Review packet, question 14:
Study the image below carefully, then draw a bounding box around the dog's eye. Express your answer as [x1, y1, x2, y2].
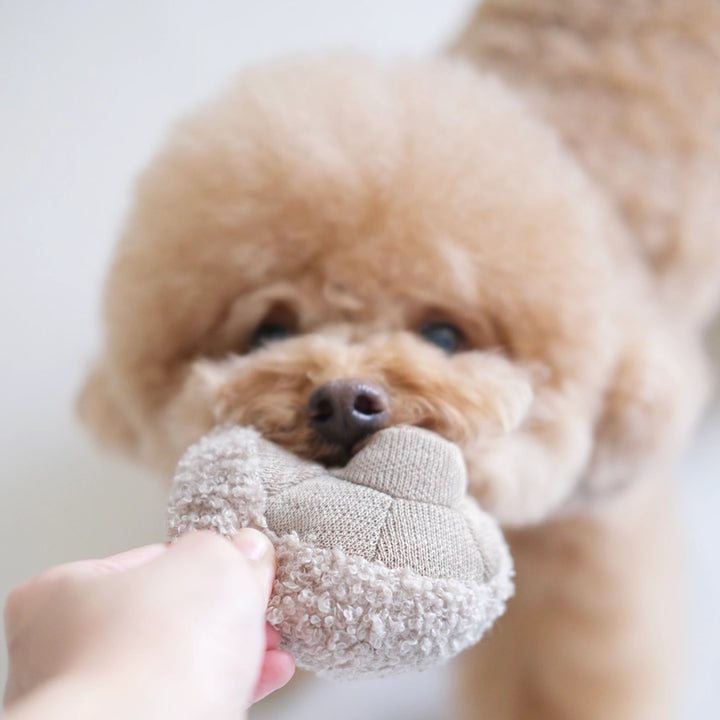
[247, 302, 299, 351]
[249, 323, 295, 350]
[419, 321, 466, 353]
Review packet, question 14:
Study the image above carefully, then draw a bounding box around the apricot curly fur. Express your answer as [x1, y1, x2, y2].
[79, 2, 719, 716]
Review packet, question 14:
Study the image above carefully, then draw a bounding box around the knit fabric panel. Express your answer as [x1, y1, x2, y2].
[337, 424, 467, 506]
[375, 499, 485, 580]
[265, 477, 393, 559]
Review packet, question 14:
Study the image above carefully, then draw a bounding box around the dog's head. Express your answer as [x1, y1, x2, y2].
[80, 56, 699, 525]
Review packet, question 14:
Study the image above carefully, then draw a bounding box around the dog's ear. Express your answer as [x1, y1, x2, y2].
[76, 361, 140, 457]
[579, 323, 707, 506]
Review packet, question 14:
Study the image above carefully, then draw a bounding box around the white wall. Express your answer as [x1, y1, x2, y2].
[1, 2, 717, 718]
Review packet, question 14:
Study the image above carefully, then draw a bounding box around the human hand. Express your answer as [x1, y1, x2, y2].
[3, 530, 295, 720]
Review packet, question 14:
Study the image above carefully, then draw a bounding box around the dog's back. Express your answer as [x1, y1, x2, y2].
[452, 0, 720, 330]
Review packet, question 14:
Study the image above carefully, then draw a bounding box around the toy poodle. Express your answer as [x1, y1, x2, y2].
[79, 0, 720, 717]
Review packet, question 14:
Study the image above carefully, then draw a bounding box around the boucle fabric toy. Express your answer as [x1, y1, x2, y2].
[167, 424, 513, 678]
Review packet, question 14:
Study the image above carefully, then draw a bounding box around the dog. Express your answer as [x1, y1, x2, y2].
[79, 1, 720, 717]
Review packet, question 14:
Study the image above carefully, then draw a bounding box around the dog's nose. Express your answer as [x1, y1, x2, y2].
[307, 379, 391, 449]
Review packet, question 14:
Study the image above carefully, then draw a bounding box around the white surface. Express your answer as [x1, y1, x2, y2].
[0, 2, 717, 718]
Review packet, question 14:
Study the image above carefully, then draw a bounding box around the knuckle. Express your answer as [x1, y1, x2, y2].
[177, 530, 239, 571]
[180, 529, 228, 554]
[173, 531, 262, 597]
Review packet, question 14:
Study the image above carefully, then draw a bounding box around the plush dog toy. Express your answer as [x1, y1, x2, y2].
[167, 424, 513, 678]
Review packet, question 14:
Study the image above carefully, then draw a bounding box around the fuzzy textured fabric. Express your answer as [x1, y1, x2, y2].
[167, 424, 514, 678]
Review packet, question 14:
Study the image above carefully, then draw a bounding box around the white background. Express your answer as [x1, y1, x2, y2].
[1, 2, 718, 718]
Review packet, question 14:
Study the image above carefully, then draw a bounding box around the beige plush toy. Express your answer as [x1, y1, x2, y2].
[167, 424, 513, 678]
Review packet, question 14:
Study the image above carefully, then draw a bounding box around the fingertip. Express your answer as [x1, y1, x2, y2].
[250, 649, 296, 704]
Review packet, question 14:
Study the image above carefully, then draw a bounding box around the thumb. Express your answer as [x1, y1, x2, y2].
[231, 529, 276, 602]
[31, 544, 170, 582]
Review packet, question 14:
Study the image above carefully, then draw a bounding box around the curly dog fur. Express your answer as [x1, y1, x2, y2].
[79, 0, 720, 717]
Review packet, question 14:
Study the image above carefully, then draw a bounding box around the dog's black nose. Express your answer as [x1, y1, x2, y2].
[307, 379, 391, 449]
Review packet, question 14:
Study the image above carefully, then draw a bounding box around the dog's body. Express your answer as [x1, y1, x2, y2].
[80, 1, 720, 718]
[451, 3, 720, 717]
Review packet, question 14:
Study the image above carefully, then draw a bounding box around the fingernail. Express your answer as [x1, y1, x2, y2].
[233, 528, 272, 563]
[234, 529, 275, 599]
